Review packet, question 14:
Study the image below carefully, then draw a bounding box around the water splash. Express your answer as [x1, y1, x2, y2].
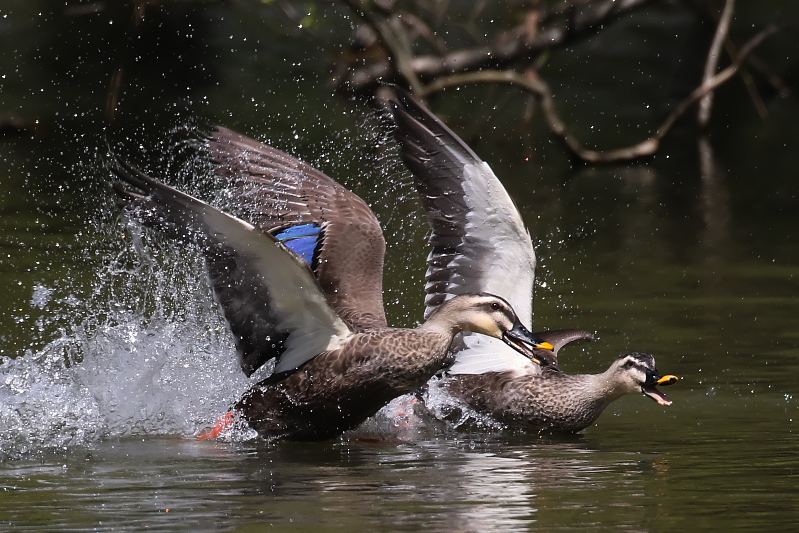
[0, 126, 428, 459]
[421, 377, 505, 432]
[0, 118, 458, 459]
[0, 338, 103, 458]
[0, 219, 255, 459]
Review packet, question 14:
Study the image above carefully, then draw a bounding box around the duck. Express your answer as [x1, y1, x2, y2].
[445, 352, 674, 432]
[389, 88, 677, 432]
[110, 127, 554, 441]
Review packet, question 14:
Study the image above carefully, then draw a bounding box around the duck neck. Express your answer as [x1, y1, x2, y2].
[417, 307, 465, 337]
[583, 367, 629, 406]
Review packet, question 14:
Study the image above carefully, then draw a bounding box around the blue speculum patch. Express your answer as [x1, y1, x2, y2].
[275, 223, 321, 264]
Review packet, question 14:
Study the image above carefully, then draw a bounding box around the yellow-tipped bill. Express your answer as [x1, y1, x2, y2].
[657, 375, 679, 386]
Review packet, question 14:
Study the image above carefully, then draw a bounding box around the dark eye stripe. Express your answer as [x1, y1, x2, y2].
[621, 358, 649, 373]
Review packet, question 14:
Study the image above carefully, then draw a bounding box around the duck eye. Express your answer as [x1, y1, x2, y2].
[490, 302, 501, 311]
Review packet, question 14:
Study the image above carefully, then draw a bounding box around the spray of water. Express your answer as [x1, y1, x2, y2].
[0, 207, 259, 459]
[1, 113, 497, 458]
[421, 377, 507, 432]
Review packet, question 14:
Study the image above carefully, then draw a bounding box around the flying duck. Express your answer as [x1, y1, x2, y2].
[389, 89, 677, 432]
[111, 127, 553, 441]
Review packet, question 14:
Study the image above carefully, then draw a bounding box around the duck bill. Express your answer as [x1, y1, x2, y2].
[641, 384, 672, 406]
[503, 322, 555, 366]
[642, 369, 677, 406]
[658, 374, 679, 386]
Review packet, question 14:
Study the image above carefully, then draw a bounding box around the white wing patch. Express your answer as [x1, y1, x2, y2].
[394, 96, 540, 378]
[447, 333, 538, 376]
[460, 162, 536, 329]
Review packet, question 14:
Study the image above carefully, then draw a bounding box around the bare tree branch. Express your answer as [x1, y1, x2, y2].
[338, 0, 425, 94]
[396, 10, 448, 55]
[336, 0, 652, 91]
[698, 0, 734, 127]
[421, 25, 778, 163]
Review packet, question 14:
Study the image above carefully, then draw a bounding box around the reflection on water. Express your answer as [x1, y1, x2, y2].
[16, 428, 788, 531]
[0, 435, 682, 531]
[697, 137, 732, 260]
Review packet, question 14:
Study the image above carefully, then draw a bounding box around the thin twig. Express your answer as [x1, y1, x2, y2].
[722, 36, 768, 119]
[696, 0, 772, 119]
[397, 10, 449, 55]
[338, 0, 424, 94]
[698, 0, 734, 127]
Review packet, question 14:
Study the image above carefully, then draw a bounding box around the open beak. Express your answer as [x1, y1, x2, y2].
[641, 371, 679, 406]
[641, 385, 672, 406]
[503, 321, 555, 366]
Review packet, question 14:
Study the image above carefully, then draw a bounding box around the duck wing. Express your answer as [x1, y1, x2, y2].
[439, 329, 595, 375]
[112, 157, 352, 377]
[391, 90, 538, 375]
[534, 329, 596, 368]
[208, 127, 387, 332]
[390, 91, 536, 323]
[537, 329, 596, 353]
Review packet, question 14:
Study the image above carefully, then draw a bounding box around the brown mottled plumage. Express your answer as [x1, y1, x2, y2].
[237, 315, 458, 440]
[231, 291, 552, 440]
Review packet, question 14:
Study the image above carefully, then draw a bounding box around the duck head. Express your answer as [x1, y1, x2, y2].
[437, 294, 555, 365]
[611, 352, 678, 405]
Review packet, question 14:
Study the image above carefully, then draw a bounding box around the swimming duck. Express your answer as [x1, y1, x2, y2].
[111, 127, 553, 441]
[445, 352, 674, 432]
[389, 89, 677, 432]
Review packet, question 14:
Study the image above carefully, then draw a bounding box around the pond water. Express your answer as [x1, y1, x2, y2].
[1, 1, 798, 530]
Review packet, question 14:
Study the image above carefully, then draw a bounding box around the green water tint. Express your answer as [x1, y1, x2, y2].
[1, 1, 798, 530]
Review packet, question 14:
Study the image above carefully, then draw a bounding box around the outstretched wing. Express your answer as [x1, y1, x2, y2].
[112, 157, 352, 377]
[390, 90, 536, 325]
[208, 127, 387, 332]
[391, 89, 539, 375]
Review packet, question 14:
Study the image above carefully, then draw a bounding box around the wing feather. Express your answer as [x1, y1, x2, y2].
[391, 92, 535, 326]
[391, 90, 538, 374]
[208, 127, 387, 331]
[112, 157, 352, 376]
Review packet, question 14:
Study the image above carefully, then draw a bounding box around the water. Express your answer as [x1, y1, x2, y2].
[2, 1, 798, 530]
